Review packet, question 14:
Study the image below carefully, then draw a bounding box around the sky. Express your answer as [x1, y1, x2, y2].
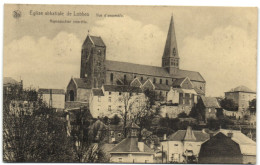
[4, 4, 257, 97]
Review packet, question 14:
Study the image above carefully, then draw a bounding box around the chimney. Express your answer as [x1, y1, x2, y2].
[227, 132, 233, 138]
[163, 134, 167, 140]
[138, 142, 144, 152]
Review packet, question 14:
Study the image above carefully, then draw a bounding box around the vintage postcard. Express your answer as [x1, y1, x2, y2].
[3, 4, 257, 163]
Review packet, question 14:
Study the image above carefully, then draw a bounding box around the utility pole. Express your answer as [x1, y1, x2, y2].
[162, 145, 163, 163]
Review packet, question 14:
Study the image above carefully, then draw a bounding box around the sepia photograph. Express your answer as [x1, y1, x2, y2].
[3, 4, 257, 163]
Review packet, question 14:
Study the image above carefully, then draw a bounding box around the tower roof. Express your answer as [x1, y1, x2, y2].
[82, 35, 106, 47]
[227, 85, 255, 93]
[184, 126, 197, 141]
[163, 15, 179, 58]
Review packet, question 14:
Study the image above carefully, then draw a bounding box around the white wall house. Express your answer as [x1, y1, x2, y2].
[160, 86, 198, 118]
[160, 126, 209, 163]
[109, 123, 155, 163]
[89, 85, 146, 118]
[38, 88, 65, 109]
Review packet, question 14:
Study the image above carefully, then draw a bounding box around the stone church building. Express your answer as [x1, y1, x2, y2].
[66, 15, 206, 105]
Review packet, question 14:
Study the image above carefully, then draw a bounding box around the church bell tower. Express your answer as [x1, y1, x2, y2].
[80, 34, 106, 88]
[162, 15, 180, 74]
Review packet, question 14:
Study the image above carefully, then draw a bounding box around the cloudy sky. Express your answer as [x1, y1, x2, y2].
[4, 5, 257, 96]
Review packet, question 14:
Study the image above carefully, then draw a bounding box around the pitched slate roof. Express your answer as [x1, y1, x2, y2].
[38, 88, 65, 94]
[92, 88, 104, 96]
[201, 96, 221, 108]
[105, 60, 205, 82]
[194, 86, 205, 95]
[73, 78, 91, 89]
[167, 130, 209, 142]
[213, 129, 256, 156]
[109, 137, 154, 153]
[154, 83, 171, 91]
[103, 85, 142, 93]
[216, 129, 256, 145]
[89, 36, 106, 47]
[227, 85, 255, 93]
[172, 77, 186, 87]
[3, 77, 19, 86]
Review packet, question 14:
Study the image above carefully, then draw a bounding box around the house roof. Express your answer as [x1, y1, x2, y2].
[167, 129, 209, 142]
[201, 96, 221, 108]
[154, 83, 171, 91]
[3, 77, 20, 86]
[105, 60, 205, 82]
[73, 78, 91, 89]
[194, 86, 205, 95]
[227, 85, 255, 93]
[38, 88, 65, 94]
[103, 85, 142, 93]
[172, 77, 186, 87]
[216, 129, 256, 156]
[92, 88, 104, 96]
[109, 137, 154, 153]
[89, 36, 106, 47]
[101, 143, 117, 154]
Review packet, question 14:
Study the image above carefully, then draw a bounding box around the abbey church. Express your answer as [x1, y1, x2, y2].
[66, 15, 206, 115]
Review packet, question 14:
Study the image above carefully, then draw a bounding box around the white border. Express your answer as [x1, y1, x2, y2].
[0, 1, 259, 165]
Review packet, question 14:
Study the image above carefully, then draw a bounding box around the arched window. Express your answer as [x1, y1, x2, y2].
[160, 79, 162, 84]
[69, 90, 74, 101]
[141, 77, 143, 81]
[166, 79, 168, 85]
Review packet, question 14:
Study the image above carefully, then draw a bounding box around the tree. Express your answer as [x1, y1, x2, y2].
[110, 114, 121, 125]
[69, 108, 107, 163]
[116, 86, 147, 137]
[3, 89, 76, 162]
[220, 98, 238, 111]
[249, 99, 256, 114]
[178, 112, 188, 118]
[144, 89, 156, 108]
[141, 129, 160, 150]
[206, 117, 234, 130]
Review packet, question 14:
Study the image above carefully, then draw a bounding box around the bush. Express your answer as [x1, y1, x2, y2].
[178, 112, 188, 118]
[220, 98, 238, 111]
